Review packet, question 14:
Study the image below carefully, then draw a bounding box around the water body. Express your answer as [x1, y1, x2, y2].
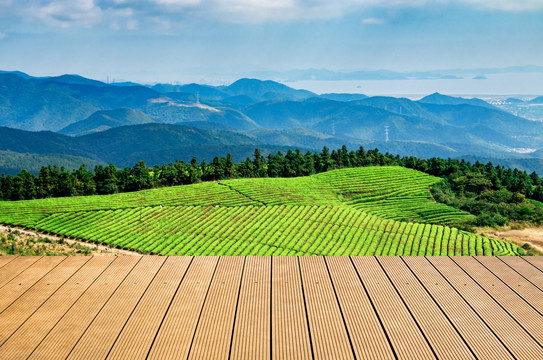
[286, 73, 543, 99]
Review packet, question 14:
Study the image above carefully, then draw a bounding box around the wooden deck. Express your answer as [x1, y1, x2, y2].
[0, 256, 542, 359]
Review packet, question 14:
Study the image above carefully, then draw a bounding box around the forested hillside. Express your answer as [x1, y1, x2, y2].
[2, 145, 543, 229]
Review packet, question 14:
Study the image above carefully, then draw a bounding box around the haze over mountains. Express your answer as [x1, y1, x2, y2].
[1, 70, 543, 174]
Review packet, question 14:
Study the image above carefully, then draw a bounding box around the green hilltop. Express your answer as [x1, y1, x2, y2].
[0, 166, 520, 256]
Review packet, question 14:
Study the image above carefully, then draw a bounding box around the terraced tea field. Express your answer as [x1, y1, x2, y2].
[0, 166, 521, 255]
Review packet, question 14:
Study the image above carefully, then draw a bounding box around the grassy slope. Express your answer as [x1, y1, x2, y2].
[0, 166, 520, 255]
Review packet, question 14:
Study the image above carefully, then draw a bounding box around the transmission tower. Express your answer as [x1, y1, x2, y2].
[332, 119, 336, 136]
[385, 125, 389, 142]
[196, 92, 200, 105]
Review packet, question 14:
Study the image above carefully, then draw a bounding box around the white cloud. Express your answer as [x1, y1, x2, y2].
[155, 0, 202, 5]
[126, 19, 138, 30]
[0, 31, 6, 39]
[22, 0, 103, 28]
[0, 0, 541, 30]
[362, 17, 386, 25]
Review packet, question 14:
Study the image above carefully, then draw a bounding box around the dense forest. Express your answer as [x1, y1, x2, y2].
[2, 146, 543, 227]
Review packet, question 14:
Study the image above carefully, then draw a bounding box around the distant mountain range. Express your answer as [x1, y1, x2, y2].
[239, 65, 543, 81]
[1, 70, 543, 174]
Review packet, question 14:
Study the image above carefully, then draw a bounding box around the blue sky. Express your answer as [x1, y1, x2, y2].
[0, 0, 542, 84]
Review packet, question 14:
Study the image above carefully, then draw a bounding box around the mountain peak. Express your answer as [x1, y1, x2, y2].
[225, 78, 316, 101]
[419, 92, 495, 109]
[41, 74, 107, 87]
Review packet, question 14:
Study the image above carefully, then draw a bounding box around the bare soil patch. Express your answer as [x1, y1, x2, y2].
[479, 226, 543, 255]
[0, 225, 141, 256]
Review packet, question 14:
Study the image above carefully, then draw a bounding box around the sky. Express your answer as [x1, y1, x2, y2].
[0, 0, 542, 89]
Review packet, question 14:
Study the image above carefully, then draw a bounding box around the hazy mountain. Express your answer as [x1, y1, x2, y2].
[142, 102, 260, 130]
[38, 74, 107, 87]
[0, 73, 100, 131]
[0, 150, 104, 175]
[460, 156, 543, 175]
[0, 124, 266, 167]
[246, 98, 350, 129]
[222, 78, 316, 101]
[59, 108, 156, 136]
[152, 78, 316, 103]
[0, 70, 33, 78]
[319, 93, 368, 101]
[3, 71, 543, 172]
[418, 92, 495, 109]
[155, 83, 229, 100]
[244, 96, 537, 149]
[505, 97, 525, 104]
[246, 128, 362, 149]
[0, 127, 94, 159]
[0, 73, 163, 131]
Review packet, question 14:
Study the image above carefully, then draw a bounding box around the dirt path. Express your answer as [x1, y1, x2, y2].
[479, 227, 543, 255]
[0, 225, 142, 256]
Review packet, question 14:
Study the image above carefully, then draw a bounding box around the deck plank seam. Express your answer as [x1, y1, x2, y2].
[449, 257, 543, 349]
[497, 257, 543, 291]
[375, 257, 439, 360]
[0, 256, 43, 290]
[425, 257, 518, 359]
[0, 256, 69, 314]
[0, 256, 98, 349]
[348, 256, 399, 360]
[181, 256, 220, 360]
[472, 257, 543, 316]
[141, 256, 196, 360]
[520, 257, 543, 272]
[399, 257, 481, 360]
[26, 256, 142, 360]
[227, 257, 247, 360]
[0, 256, 18, 270]
[269, 256, 273, 360]
[72, 256, 167, 360]
[323, 256, 358, 360]
[297, 257, 316, 360]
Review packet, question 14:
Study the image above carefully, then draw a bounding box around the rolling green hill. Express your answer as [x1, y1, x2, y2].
[0, 166, 519, 256]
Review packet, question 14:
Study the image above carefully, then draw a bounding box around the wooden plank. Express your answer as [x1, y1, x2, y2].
[474, 257, 543, 313]
[187, 256, 245, 360]
[378, 257, 475, 360]
[231, 256, 271, 360]
[351, 257, 436, 360]
[105, 256, 193, 360]
[0, 256, 17, 269]
[522, 256, 543, 271]
[0, 256, 42, 288]
[271, 256, 312, 360]
[145, 256, 219, 360]
[452, 257, 543, 346]
[67, 256, 166, 360]
[27, 256, 141, 360]
[325, 256, 395, 360]
[428, 257, 543, 360]
[403, 257, 513, 360]
[499, 256, 543, 289]
[0, 256, 90, 345]
[0, 256, 65, 313]
[0, 256, 115, 360]
[298, 256, 353, 360]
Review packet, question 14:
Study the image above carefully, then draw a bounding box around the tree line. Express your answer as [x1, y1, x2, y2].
[2, 145, 543, 226]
